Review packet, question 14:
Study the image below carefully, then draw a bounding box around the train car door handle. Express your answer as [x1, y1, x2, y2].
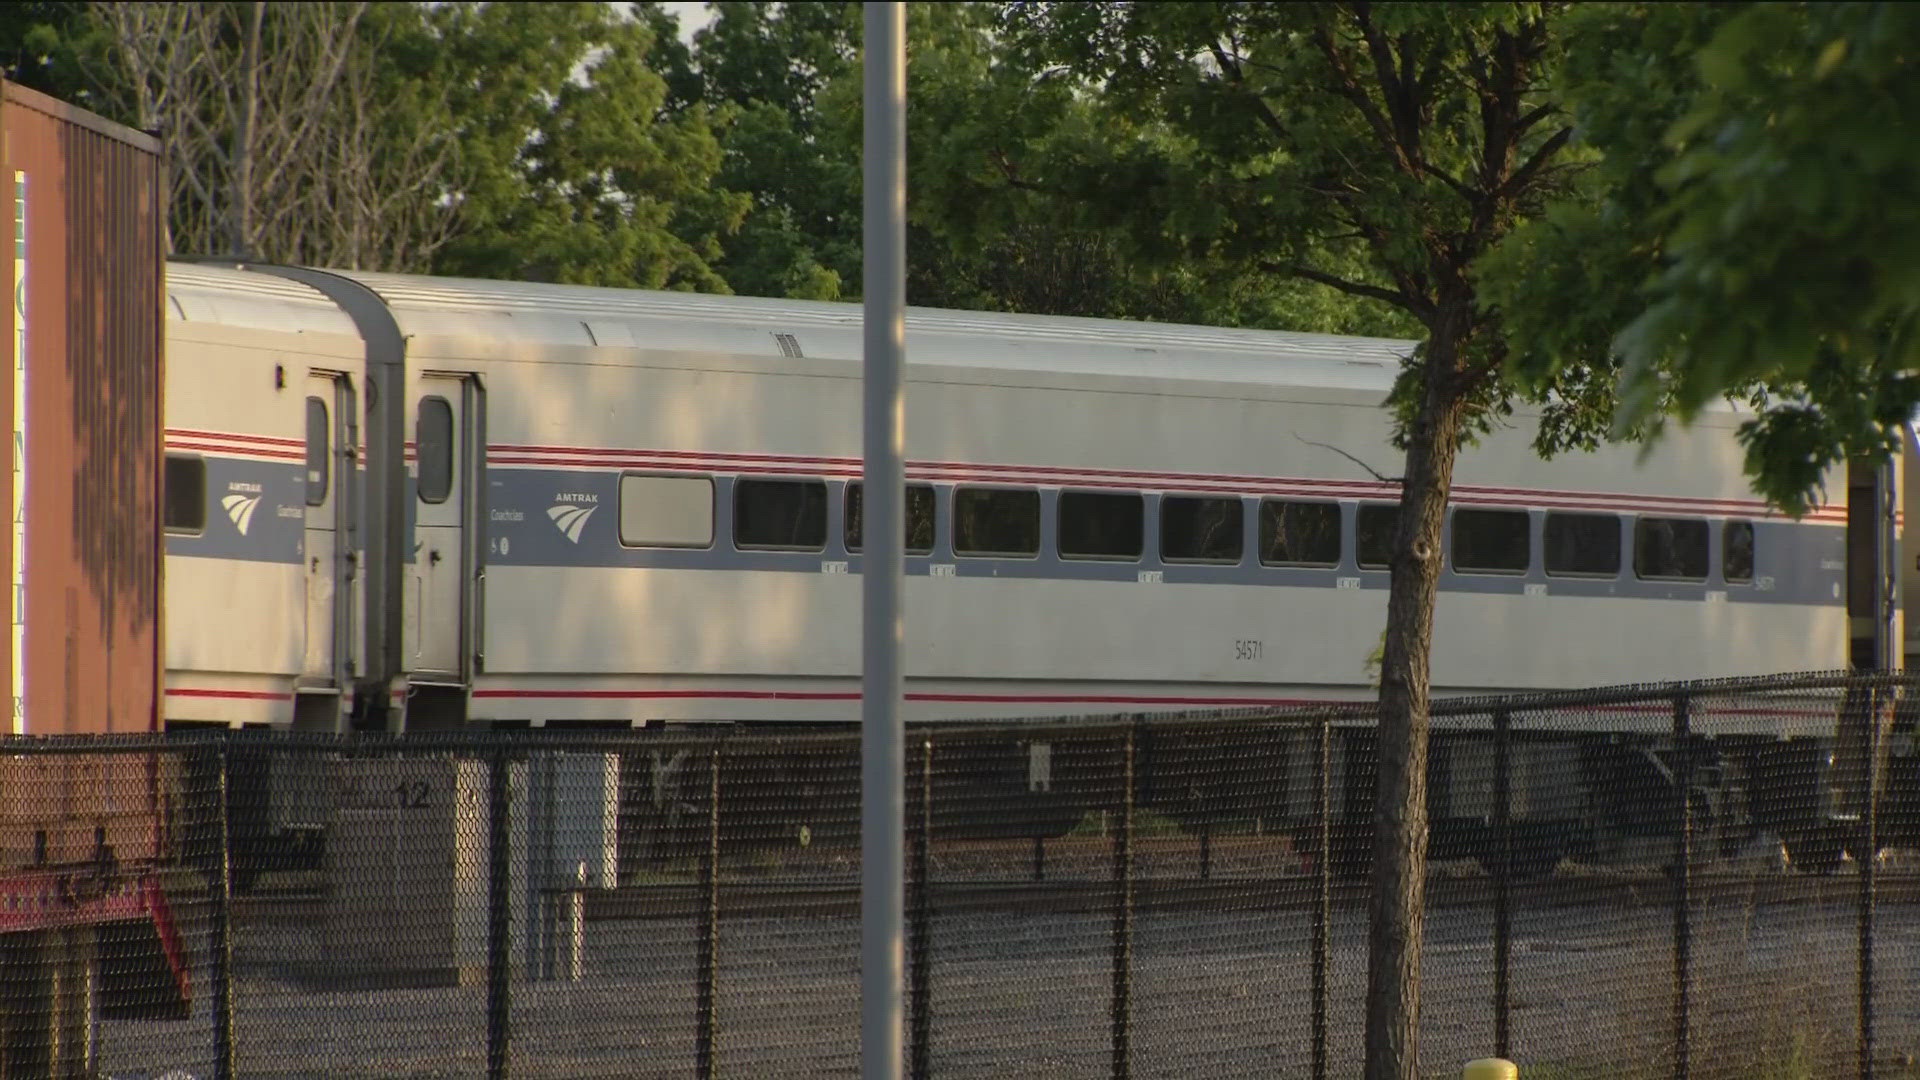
[429, 550, 442, 565]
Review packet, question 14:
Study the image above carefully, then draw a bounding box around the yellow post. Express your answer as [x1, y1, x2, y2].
[1463, 1059, 1517, 1080]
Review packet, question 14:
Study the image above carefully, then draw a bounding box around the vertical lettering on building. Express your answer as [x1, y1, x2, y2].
[12, 171, 26, 734]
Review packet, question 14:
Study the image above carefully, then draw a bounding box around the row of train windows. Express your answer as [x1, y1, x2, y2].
[157, 457, 1756, 586]
[624, 476, 1758, 584]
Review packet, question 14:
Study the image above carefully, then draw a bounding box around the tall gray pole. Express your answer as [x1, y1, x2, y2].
[861, 5, 907, 1080]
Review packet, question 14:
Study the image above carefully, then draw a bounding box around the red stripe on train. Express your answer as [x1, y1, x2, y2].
[165, 688, 294, 701]
[485, 444, 1805, 513]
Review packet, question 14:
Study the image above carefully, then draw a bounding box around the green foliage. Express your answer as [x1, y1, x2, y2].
[45, 2, 738, 284]
[657, 1, 863, 300]
[899, 3, 1390, 330]
[660, 0, 1387, 325]
[997, 3, 1586, 442]
[0, 2, 92, 101]
[1487, 1, 1920, 517]
[419, 2, 745, 289]
[1477, 3, 1731, 457]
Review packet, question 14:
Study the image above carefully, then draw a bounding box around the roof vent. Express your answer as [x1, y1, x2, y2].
[773, 332, 803, 358]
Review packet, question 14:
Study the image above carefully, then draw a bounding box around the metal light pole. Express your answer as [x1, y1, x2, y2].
[861, 5, 907, 1080]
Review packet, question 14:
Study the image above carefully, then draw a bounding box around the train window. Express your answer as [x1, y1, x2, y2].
[415, 396, 454, 504]
[305, 396, 329, 507]
[1451, 508, 1530, 574]
[1357, 503, 1398, 569]
[1723, 520, 1755, 584]
[1058, 491, 1144, 561]
[1259, 500, 1340, 566]
[618, 473, 713, 548]
[163, 455, 205, 535]
[1634, 517, 1709, 581]
[734, 478, 828, 551]
[1544, 512, 1620, 576]
[953, 487, 1040, 557]
[845, 482, 935, 555]
[1161, 495, 1243, 564]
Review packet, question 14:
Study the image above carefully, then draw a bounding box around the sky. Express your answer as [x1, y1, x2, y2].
[651, 2, 718, 43]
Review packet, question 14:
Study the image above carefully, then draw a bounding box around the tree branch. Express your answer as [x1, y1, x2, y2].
[1354, 11, 1419, 157]
[1209, 43, 1288, 144]
[1294, 435, 1403, 486]
[988, 147, 1074, 199]
[1514, 101, 1558, 137]
[1260, 258, 1430, 319]
[1310, 24, 1404, 169]
[1418, 161, 1476, 205]
[1502, 124, 1575, 200]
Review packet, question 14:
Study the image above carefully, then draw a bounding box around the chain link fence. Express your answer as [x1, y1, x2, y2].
[3, 670, 1918, 1078]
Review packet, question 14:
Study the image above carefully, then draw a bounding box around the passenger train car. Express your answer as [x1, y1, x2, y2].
[157, 258, 1918, 876]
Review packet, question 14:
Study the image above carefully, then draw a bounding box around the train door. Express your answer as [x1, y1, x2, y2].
[301, 375, 352, 692]
[408, 375, 478, 680]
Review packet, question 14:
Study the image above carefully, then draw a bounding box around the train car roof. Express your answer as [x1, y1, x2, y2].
[162, 263, 1762, 418]
[332, 269, 1421, 394]
[165, 260, 359, 337]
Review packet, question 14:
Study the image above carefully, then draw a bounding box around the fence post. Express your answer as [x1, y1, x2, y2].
[697, 742, 722, 1080]
[1111, 721, 1137, 1080]
[210, 735, 236, 1080]
[1672, 693, 1692, 1080]
[1859, 682, 1882, 1080]
[487, 744, 513, 1080]
[910, 735, 933, 1080]
[1312, 715, 1331, 1080]
[1492, 709, 1512, 1061]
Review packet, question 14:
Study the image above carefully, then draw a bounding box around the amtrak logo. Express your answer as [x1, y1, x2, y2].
[548, 503, 597, 543]
[221, 493, 262, 535]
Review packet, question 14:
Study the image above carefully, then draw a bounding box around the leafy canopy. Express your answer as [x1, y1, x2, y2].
[1488, 1, 1920, 515]
[997, 3, 1604, 445]
[422, 1, 746, 290]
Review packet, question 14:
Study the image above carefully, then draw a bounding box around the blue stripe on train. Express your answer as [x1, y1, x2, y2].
[163, 458, 305, 564]
[479, 466, 1845, 608]
[165, 460, 424, 567]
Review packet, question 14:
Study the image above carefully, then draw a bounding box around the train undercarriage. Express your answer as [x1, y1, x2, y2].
[205, 686, 1920, 895]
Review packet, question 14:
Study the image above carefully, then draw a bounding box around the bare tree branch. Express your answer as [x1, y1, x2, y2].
[1295, 435, 1404, 486]
[93, 1, 452, 270]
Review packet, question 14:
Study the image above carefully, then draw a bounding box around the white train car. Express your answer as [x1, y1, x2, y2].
[161, 264, 1871, 729]
[162, 262, 368, 730]
[156, 261, 1914, 876]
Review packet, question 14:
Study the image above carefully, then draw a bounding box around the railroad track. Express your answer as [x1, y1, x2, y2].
[223, 870, 1920, 924]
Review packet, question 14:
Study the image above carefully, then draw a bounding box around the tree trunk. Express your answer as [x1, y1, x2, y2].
[1363, 321, 1471, 1080]
[231, 1, 266, 259]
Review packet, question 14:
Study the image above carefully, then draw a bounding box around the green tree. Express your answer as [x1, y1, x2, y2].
[64, 1, 739, 283]
[999, 5, 1601, 1076]
[651, 1, 862, 300]
[1488, 1, 1920, 519]
[422, 1, 745, 289]
[0, 2, 92, 102]
[903, 3, 1411, 332]
[666, 1, 1381, 324]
